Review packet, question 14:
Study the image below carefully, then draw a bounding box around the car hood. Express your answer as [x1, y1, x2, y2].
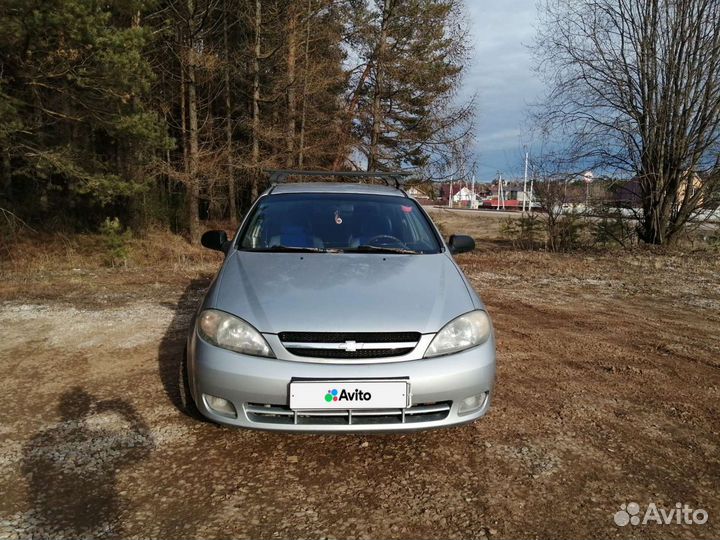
[209, 252, 476, 334]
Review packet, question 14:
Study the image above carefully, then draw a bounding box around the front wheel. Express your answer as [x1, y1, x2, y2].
[179, 348, 203, 419]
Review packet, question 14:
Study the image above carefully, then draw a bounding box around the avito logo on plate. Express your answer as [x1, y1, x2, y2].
[324, 388, 372, 403]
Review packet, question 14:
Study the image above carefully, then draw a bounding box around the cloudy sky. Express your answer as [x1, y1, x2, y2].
[461, 1, 545, 181]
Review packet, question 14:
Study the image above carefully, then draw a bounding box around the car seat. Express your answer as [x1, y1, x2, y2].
[349, 206, 393, 247]
[267, 207, 324, 249]
[269, 225, 323, 248]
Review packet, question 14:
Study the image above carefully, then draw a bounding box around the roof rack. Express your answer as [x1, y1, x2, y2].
[266, 169, 413, 189]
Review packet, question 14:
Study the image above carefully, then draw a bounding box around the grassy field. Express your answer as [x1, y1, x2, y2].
[426, 207, 510, 244]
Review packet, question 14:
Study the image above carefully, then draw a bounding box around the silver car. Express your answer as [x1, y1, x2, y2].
[183, 173, 495, 432]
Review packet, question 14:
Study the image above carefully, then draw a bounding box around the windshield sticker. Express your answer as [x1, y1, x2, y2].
[334, 210, 343, 225]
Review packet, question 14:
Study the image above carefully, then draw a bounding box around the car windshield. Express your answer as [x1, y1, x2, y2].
[238, 193, 441, 254]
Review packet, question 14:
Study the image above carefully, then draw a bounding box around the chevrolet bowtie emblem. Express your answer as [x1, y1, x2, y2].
[343, 340, 358, 352]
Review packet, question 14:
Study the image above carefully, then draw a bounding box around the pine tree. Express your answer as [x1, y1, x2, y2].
[1, 0, 477, 233]
[340, 0, 475, 177]
[0, 0, 168, 226]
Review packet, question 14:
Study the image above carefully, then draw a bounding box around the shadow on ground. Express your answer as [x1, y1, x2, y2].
[157, 278, 211, 413]
[21, 387, 154, 537]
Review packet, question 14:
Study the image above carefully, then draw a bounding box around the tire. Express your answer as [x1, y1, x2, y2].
[179, 348, 203, 419]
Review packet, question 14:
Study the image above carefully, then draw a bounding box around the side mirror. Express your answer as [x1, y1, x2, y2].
[201, 230, 229, 252]
[448, 234, 475, 254]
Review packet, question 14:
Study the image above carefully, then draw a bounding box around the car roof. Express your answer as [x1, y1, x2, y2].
[267, 182, 407, 197]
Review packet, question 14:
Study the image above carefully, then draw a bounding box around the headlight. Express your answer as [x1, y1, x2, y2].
[197, 309, 274, 357]
[424, 310, 491, 358]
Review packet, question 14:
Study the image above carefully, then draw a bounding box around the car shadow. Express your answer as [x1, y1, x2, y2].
[157, 277, 211, 414]
[21, 388, 154, 537]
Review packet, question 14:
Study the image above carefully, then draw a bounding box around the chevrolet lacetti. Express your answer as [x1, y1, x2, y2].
[182, 172, 496, 432]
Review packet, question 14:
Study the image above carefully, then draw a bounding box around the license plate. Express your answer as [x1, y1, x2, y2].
[289, 380, 410, 410]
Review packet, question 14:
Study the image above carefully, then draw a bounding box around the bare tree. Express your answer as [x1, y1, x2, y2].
[285, 5, 298, 167]
[159, 0, 228, 242]
[532, 174, 577, 252]
[297, 0, 313, 168]
[186, 0, 201, 244]
[250, 0, 262, 200]
[223, 0, 237, 226]
[367, 0, 392, 172]
[535, 0, 720, 245]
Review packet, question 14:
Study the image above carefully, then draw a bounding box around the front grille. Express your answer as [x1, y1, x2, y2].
[286, 347, 414, 359]
[279, 331, 421, 343]
[245, 401, 452, 426]
[279, 331, 421, 360]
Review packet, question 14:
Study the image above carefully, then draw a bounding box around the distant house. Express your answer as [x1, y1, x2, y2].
[677, 172, 705, 203]
[613, 172, 705, 209]
[437, 181, 464, 203]
[405, 185, 432, 204]
[612, 180, 641, 207]
[483, 181, 526, 208]
[452, 187, 473, 204]
[435, 181, 486, 207]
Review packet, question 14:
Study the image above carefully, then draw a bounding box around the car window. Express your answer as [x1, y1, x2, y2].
[238, 193, 441, 253]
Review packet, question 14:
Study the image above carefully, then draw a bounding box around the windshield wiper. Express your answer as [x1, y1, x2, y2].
[247, 245, 338, 253]
[348, 245, 419, 254]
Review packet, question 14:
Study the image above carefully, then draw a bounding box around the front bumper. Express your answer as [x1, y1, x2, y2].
[187, 330, 496, 432]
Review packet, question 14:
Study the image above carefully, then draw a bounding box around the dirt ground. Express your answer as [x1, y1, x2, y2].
[1, 212, 719, 540]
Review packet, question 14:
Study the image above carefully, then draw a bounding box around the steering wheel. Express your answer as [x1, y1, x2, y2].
[364, 234, 408, 248]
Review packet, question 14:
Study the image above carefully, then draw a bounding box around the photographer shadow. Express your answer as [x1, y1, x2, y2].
[22, 388, 154, 537]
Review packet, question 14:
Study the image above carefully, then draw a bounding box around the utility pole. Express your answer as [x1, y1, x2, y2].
[529, 171, 534, 214]
[585, 174, 592, 207]
[471, 174, 476, 209]
[582, 171, 593, 210]
[501, 173, 505, 210]
[496, 172, 505, 211]
[448, 176, 453, 208]
[522, 150, 529, 213]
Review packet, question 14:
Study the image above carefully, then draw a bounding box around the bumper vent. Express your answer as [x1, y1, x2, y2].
[279, 331, 421, 360]
[245, 401, 452, 426]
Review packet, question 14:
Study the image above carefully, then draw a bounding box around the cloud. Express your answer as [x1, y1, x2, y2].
[459, 0, 545, 180]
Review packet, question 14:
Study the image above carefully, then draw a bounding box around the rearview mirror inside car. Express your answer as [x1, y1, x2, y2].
[448, 234, 475, 254]
[201, 230, 229, 252]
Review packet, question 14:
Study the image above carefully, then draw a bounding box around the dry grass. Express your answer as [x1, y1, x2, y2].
[0, 228, 229, 304]
[1, 229, 226, 274]
[428, 206, 720, 252]
[425, 207, 510, 244]
[1, 209, 716, 305]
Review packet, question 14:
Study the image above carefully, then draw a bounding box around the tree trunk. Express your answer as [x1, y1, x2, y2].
[1, 150, 10, 199]
[285, 9, 298, 168]
[128, 10, 144, 230]
[297, 0, 312, 168]
[187, 43, 201, 244]
[332, 60, 372, 170]
[250, 0, 261, 200]
[223, 0, 237, 226]
[368, 0, 390, 172]
[179, 51, 188, 173]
